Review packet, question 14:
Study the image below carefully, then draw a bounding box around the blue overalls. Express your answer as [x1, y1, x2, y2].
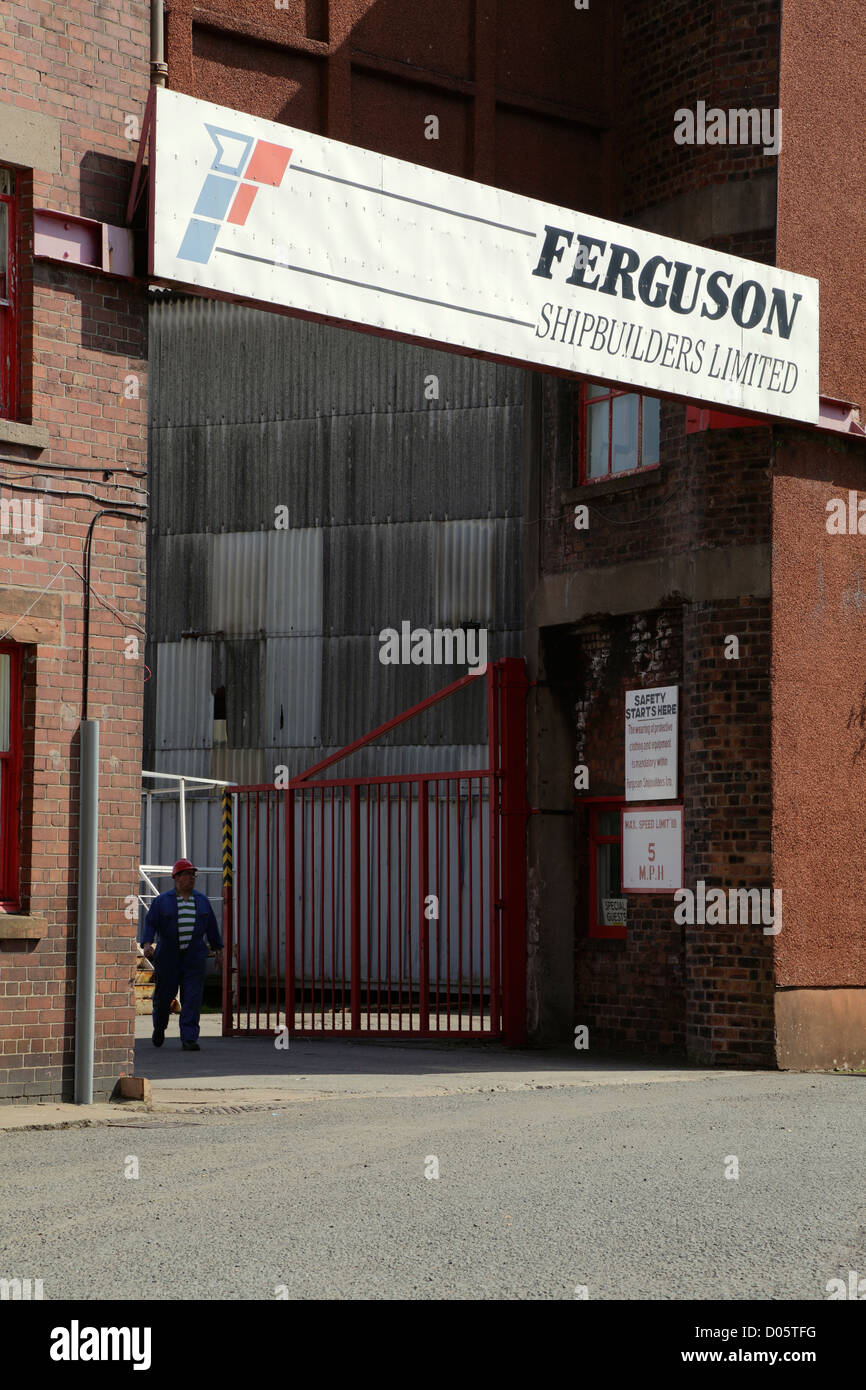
[142, 888, 223, 1044]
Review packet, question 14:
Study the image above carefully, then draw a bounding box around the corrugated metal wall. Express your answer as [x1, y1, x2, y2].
[145, 296, 526, 801]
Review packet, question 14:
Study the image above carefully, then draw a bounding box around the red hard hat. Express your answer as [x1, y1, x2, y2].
[172, 858, 196, 876]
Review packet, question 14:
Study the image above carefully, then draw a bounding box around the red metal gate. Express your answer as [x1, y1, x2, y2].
[222, 658, 527, 1042]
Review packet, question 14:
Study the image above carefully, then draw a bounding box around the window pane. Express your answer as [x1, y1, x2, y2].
[642, 396, 660, 466]
[0, 170, 13, 196]
[584, 381, 609, 401]
[596, 842, 622, 917]
[0, 202, 7, 302]
[612, 393, 639, 472]
[586, 399, 609, 478]
[596, 810, 620, 837]
[0, 655, 9, 751]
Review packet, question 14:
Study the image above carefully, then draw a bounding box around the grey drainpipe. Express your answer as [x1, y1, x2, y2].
[151, 1, 167, 87]
[75, 510, 145, 1105]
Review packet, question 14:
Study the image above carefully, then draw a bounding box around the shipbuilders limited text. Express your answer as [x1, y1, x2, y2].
[531, 223, 802, 397]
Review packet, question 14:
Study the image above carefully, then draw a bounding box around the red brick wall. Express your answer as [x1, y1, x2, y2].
[537, 369, 777, 1061]
[618, 0, 782, 224]
[163, 0, 614, 213]
[540, 380, 773, 577]
[564, 595, 776, 1065]
[771, 434, 866, 991]
[777, 2, 866, 413]
[682, 599, 775, 1066]
[571, 610, 687, 1056]
[0, 1, 149, 1103]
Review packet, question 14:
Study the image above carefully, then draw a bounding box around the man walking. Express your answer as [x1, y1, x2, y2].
[141, 859, 224, 1051]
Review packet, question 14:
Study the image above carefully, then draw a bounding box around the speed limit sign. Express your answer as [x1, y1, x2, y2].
[621, 805, 683, 893]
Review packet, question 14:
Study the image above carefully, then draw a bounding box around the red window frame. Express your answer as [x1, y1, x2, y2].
[0, 642, 23, 911]
[578, 382, 660, 485]
[587, 798, 625, 939]
[0, 167, 20, 421]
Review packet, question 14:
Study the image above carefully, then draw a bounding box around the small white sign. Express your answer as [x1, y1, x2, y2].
[625, 685, 678, 801]
[622, 806, 683, 893]
[602, 897, 628, 926]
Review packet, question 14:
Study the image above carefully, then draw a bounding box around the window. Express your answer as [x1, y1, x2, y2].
[0, 166, 19, 420]
[578, 381, 660, 484]
[587, 801, 624, 939]
[0, 643, 23, 910]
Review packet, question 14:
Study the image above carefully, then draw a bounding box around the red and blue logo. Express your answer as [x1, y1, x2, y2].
[178, 124, 293, 264]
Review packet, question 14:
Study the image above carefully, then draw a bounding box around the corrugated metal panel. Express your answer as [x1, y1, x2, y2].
[494, 516, 523, 631]
[148, 742, 488, 787]
[155, 643, 212, 750]
[151, 748, 212, 779]
[264, 636, 322, 747]
[151, 747, 267, 785]
[151, 419, 331, 538]
[149, 533, 213, 642]
[435, 520, 494, 625]
[232, 786, 491, 981]
[210, 531, 269, 636]
[321, 635, 492, 749]
[151, 408, 523, 534]
[208, 747, 266, 786]
[146, 298, 526, 780]
[322, 405, 524, 527]
[149, 298, 525, 533]
[150, 297, 525, 428]
[286, 743, 489, 780]
[210, 639, 265, 749]
[141, 791, 225, 873]
[325, 522, 435, 636]
[265, 529, 323, 635]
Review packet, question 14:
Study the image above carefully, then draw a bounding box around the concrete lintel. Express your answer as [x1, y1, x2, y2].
[529, 543, 771, 628]
[0, 101, 61, 174]
[0, 420, 49, 450]
[630, 170, 777, 243]
[0, 585, 62, 644]
[0, 916, 47, 940]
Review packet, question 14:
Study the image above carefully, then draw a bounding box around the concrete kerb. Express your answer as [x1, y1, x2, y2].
[0, 1016, 804, 1131]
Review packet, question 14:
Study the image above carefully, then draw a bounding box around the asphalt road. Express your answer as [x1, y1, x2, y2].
[1, 1062, 863, 1300]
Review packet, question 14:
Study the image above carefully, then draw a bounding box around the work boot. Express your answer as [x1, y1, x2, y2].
[152, 1027, 165, 1047]
[182, 1041, 200, 1051]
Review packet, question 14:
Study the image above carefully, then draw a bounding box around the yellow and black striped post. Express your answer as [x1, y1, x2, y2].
[221, 789, 233, 888]
[221, 789, 233, 1033]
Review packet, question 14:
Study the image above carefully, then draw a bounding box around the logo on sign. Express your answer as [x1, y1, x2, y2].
[178, 124, 293, 264]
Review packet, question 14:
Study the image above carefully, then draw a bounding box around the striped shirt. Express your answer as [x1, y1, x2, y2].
[176, 893, 197, 951]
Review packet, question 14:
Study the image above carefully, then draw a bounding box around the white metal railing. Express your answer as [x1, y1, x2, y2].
[138, 771, 236, 939]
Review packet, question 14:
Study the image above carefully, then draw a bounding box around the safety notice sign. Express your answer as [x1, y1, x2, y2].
[625, 685, 678, 801]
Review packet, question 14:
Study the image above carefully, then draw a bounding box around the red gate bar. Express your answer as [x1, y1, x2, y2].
[418, 778, 430, 1033]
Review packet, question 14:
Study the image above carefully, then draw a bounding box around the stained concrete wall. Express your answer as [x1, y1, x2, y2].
[771, 430, 866, 1069]
[776, 989, 866, 1072]
[777, 1, 866, 413]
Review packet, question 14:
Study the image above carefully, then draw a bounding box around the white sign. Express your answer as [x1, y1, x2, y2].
[622, 807, 683, 893]
[602, 897, 628, 927]
[625, 685, 678, 801]
[150, 89, 819, 425]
